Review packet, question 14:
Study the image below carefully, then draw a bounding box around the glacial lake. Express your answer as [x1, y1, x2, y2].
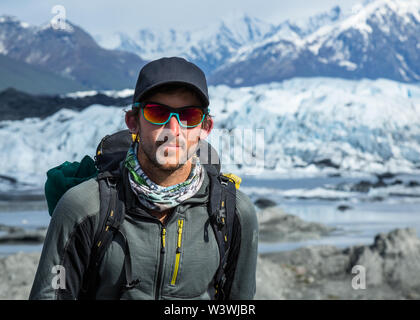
[0, 174, 419, 256]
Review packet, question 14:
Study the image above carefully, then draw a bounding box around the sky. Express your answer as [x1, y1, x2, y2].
[0, 0, 362, 39]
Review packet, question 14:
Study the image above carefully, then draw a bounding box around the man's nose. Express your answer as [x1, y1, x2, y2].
[165, 114, 180, 135]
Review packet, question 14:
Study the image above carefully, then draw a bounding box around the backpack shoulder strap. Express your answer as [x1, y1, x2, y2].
[92, 173, 124, 264]
[79, 172, 139, 299]
[206, 167, 241, 300]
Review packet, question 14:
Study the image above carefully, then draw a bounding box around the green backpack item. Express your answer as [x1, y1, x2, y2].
[45, 155, 98, 216]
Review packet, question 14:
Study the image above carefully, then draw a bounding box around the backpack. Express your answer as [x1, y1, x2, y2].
[45, 129, 242, 300]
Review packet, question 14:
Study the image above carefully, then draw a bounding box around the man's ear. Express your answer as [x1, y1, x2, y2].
[125, 110, 140, 134]
[199, 116, 214, 140]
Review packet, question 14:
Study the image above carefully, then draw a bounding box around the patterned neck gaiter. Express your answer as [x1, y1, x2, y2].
[124, 141, 204, 212]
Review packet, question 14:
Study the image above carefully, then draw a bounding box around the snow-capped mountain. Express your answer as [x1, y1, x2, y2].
[1, 77, 419, 191]
[100, 8, 346, 75]
[98, 0, 420, 86]
[102, 14, 276, 74]
[292, 5, 344, 37]
[2, 0, 418, 92]
[0, 15, 146, 91]
[210, 0, 420, 86]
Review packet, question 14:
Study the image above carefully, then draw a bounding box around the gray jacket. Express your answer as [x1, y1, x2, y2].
[29, 166, 258, 300]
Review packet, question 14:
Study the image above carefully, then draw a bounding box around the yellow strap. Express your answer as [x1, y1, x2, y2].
[222, 173, 242, 189]
[171, 219, 184, 285]
[177, 220, 184, 248]
[162, 228, 166, 248]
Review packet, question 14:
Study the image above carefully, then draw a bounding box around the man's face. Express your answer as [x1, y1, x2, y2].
[126, 90, 213, 172]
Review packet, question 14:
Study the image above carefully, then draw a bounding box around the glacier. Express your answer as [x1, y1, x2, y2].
[210, 77, 420, 177]
[0, 77, 420, 192]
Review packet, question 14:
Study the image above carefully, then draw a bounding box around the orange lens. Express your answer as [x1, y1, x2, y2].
[143, 104, 170, 124]
[178, 107, 204, 127]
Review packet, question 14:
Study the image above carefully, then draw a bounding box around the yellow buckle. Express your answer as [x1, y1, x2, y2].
[222, 173, 242, 189]
[131, 133, 138, 142]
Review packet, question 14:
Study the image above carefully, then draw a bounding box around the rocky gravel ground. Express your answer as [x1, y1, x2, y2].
[255, 227, 420, 299]
[0, 252, 40, 300]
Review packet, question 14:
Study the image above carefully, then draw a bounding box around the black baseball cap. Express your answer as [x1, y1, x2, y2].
[133, 57, 209, 107]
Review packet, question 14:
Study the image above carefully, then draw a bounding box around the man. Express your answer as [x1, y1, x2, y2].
[29, 57, 258, 300]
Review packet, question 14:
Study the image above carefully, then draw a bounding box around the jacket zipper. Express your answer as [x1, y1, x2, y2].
[155, 225, 166, 300]
[170, 219, 184, 285]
